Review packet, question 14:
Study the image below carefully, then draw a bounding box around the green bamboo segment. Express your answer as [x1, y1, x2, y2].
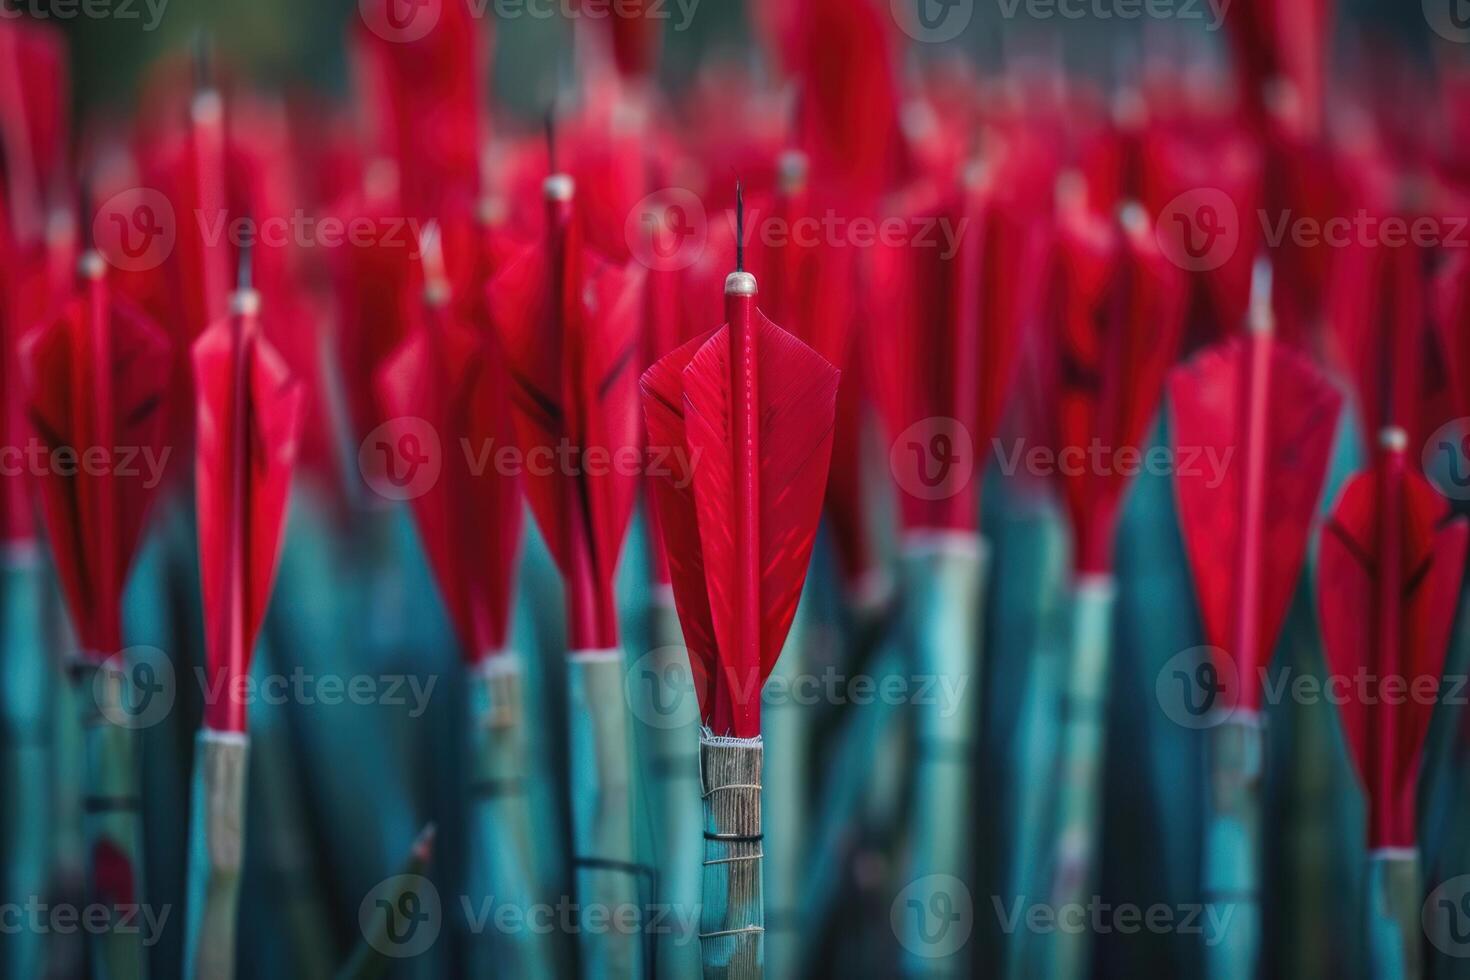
[568, 649, 644, 979]
[184, 730, 249, 980]
[764, 600, 810, 980]
[1047, 575, 1117, 980]
[899, 535, 985, 976]
[1202, 716, 1263, 980]
[73, 658, 149, 980]
[641, 596, 703, 980]
[1, 549, 53, 980]
[338, 824, 437, 980]
[467, 655, 554, 979]
[1366, 851, 1421, 980]
[699, 734, 764, 980]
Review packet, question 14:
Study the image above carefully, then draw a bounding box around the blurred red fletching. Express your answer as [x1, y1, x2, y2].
[870, 166, 1047, 534]
[1170, 333, 1342, 711]
[486, 187, 644, 651]
[0, 19, 70, 241]
[1326, 238, 1452, 454]
[352, 0, 488, 219]
[642, 297, 839, 738]
[1318, 447, 1467, 848]
[1046, 198, 1186, 574]
[22, 262, 172, 656]
[193, 294, 304, 732]
[377, 242, 522, 662]
[1225, 0, 1333, 136]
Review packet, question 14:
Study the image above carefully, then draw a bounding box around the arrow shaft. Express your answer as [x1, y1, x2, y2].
[1369, 444, 1405, 845]
[84, 263, 121, 653]
[1232, 330, 1271, 693]
[727, 281, 760, 737]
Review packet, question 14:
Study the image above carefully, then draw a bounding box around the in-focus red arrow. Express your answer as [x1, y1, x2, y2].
[377, 225, 522, 662]
[1170, 261, 1343, 712]
[193, 250, 303, 732]
[642, 185, 840, 738]
[22, 249, 172, 659]
[485, 162, 644, 651]
[1318, 429, 1467, 849]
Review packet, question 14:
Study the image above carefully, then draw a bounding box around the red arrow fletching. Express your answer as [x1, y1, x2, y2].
[193, 291, 304, 732]
[1170, 318, 1343, 712]
[642, 271, 840, 738]
[486, 180, 645, 651]
[23, 259, 172, 657]
[1318, 440, 1468, 849]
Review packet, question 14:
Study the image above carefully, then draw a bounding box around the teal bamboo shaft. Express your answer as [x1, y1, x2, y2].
[763, 600, 810, 980]
[568, 650, 644, 979]
[2, 548, 52, 980]
[184, 729, 249, 980]
[74, 658, 149, 980]
[899, 535, 985, 975]
[1048, 575, 1116, 980]
[1203, 717, 1262, 980]
[1366, 852, 1421, 980]
[699, 734, 764, 979]
[467, 656, 554, 979]
[642, 596, 704, 980]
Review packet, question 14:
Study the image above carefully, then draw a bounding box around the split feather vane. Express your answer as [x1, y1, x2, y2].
[1169, 264, 1343, 713]
[486, 179, 645, 650]
[193, 261, 304, 732]
[377, 227, 522, 661]
[1318, 438, 1468, 848]
[22, 255, 173, 657]
[642, 230, 841, 738]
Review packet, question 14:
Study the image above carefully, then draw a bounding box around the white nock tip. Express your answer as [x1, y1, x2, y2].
[1248, 258, 1274, 335]
[1379, 427, 1409, 453]
[78, 251, 107, 280]
[231, 288, 261, 317]
[191, 89, 224, 125]
[1117, 200, 1148, 234]
[725, 271, 757, 297]
[778, 150, 809, 192]
[543, 174, 575, 202]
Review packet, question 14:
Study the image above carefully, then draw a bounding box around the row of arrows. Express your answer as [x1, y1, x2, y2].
[3, 0, 1470, 977]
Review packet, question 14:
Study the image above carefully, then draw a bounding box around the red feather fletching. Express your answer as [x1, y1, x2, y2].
[486, 183, 644, 651]
[642, 282, 839, 738]
[377, 239, 522, 663]
[23, 261, 172, 657]
[1170, 330, 1343, 712]
[193, 293, 304, 732]
[1318, 444, 1468, 849]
